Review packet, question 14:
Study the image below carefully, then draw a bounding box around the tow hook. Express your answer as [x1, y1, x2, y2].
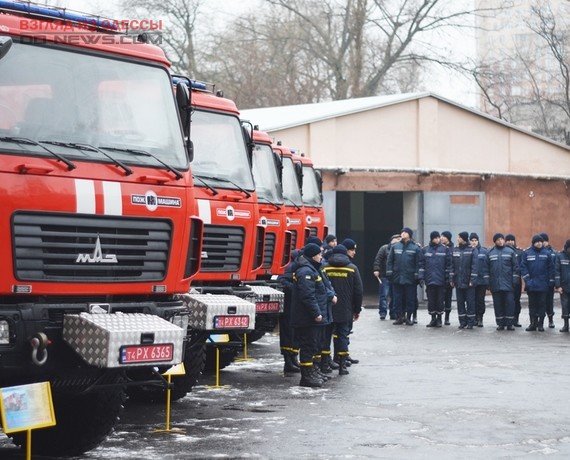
[31, 332, 49, 366]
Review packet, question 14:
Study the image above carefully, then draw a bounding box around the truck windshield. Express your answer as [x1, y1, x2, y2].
[252, 143, 283, 204]
[302, 165, 322, 207]
[281, 156, 303, 206]
[191, 110, 255, 191]
[0, 41, 187, 169]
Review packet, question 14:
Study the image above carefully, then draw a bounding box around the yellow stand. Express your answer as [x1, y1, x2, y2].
[206, 347, 230, 389]
[234, 333, 254, 362]
[154, 364, 186, 434]
[26, 429, 31, 460]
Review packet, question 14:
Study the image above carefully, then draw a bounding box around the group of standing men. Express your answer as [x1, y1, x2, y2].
[374, 229, 570, 333]
[278, 235, 364, 388]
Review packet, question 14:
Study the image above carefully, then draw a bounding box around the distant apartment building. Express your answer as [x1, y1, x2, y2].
[475, 0, 569, 141]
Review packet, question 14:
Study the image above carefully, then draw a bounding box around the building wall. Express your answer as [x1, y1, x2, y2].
[324, 170, 570, 250]
[270, 96, 570, 176]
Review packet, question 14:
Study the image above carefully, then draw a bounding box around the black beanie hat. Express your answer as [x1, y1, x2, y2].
[306, 236, 322, 246]
[540, 232, 549, 242]
[469, 232, 479, 241]
[459, 231, 469, 242]
[332, 244, 348, 255]
[303, 243, 322, 258]
[493, 233, 504, 243]
[565, 239, 570, 251]
[341, 238, 357, 251]
[401, 227, 413, 238]
[441, 231, 452, 240]
[324, 234, 337, 244]
[505, 234, 516, 242]
[532, 234, 544, 245]
[430, 231, 440, 240]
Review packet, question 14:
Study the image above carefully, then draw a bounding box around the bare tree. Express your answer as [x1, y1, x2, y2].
[121, 0, 202, 77]
[473, 1, 570, 144]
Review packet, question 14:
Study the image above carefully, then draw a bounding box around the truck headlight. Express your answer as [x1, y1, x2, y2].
[0, 320, 10, 344]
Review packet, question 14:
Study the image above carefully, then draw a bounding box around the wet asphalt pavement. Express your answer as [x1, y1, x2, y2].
[2, 299, 570, 459]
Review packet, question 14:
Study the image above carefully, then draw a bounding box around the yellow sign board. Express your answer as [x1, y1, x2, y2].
[0, 382, 56, 434]
[163, 362, 186, 376]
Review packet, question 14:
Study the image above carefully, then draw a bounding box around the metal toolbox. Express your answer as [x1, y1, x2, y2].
[184, 294, 256, 331]
[245, 285, 285, 313]
[63, 312, 185, 368]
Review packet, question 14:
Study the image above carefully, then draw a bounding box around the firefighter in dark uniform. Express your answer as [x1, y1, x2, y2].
[540, 233, 557, 328]
[277, 249, 302, 374]
[440, 230, 454, 325]
[387, 227, 423, 326]
[470, 233, 488, 327]
[521, 234, 554, 332]
[486, 233, 520, 330]
[421, 231, 452, 328]
[323, 244, 363, 375]
[291, 243, 336, 387]
[505, 234, 524, 327]
[555, 239, 570, 332]
[451, 231, 478, 329]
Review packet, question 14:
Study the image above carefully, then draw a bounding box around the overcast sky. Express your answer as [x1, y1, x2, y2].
[48, 0, 475, 107]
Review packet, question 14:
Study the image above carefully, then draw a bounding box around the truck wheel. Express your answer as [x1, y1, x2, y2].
[128, 343, 207, 403]
[11, 386, 125, 456]
[203, 345, 240, 373]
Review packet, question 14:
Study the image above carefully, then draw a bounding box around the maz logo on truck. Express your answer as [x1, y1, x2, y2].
[76, 236, 118, 264]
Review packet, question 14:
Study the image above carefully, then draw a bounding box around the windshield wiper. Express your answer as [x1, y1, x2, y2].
[192, 174, 219, 196]
[199, 175, 252, 198]
[259, 195, 282, 210]
[41, 141, 133, 176]
[284, 197, 302, 211]
[0, 136, 76, 171]
[100, 146, 183, 180]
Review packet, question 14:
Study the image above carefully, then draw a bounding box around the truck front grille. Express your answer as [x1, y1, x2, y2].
[13, 213, 172, 282]
[200, 224, 244, 272]
[262, 232, 276, 269]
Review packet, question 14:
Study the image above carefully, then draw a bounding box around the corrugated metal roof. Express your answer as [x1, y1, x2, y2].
[240, 92, 570, 152]
[240, 92, 429, 131]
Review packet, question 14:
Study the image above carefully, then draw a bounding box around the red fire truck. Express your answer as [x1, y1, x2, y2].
[272, 142, 307, 250]
[294, 153, 328, 242]
[0, 2, 200, 455]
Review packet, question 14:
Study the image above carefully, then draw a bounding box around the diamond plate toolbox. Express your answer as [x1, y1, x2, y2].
[185, 294, 256, 330]
[246, 285, 285, 313]
[63, 313, 185, 368]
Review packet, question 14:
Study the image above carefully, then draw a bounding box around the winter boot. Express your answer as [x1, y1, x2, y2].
[413, 311, 418, 324]
[313, 359, 330, 381]
[477, 315, 484, 327]
[560, 318, 569, 332]
[548, 315, 555, 328]
[299, 365, 323, 388]
[426, 314, 437, 327]
[328, 355, 340, 370]
[514, 315, 522, 327]
[347, 355, 359, 364]
[338, 356, 349, 375]
[283, 353, 301, 374]
[393, 315, 405, 325]
[405, 312, 414, 326]
[436, 314, 443, 327]
[320, 354, 333, 374]
[537, 317, 545, 332]
[525, 318, 537, 332]
[444, 311, 451, 326]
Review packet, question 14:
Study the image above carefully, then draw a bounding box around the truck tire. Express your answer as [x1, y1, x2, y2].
[127, 343, 207, 403]
[11, 385, 125, 456]
[203, 345, 240, 373]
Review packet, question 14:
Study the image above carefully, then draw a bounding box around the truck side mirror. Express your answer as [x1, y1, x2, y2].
[175, 82, 192, 161]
